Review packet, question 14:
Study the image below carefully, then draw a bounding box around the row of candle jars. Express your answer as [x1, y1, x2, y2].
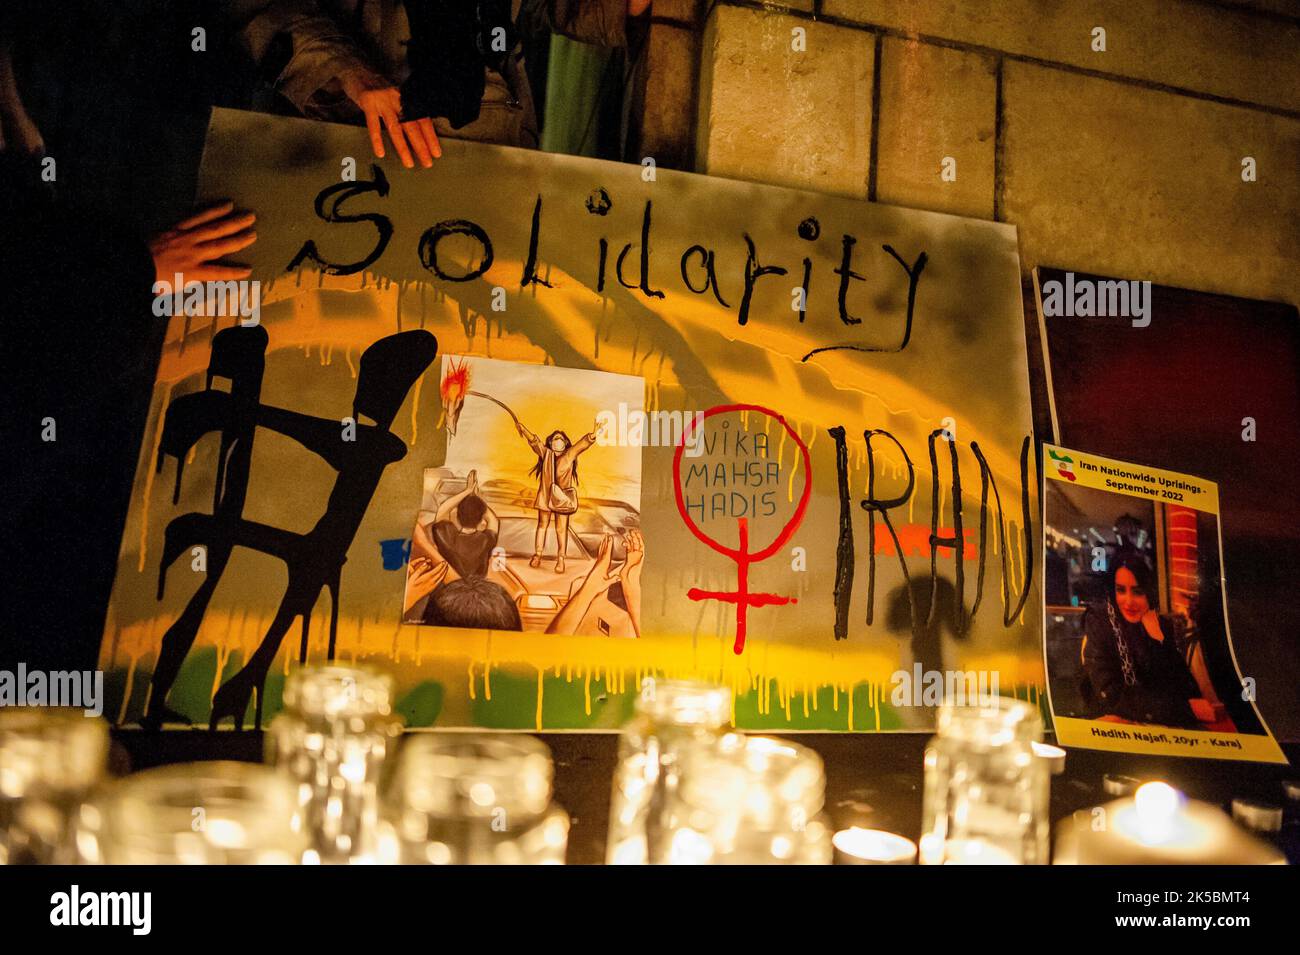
[0, 681, 1050, 866]
[0, 707, 109, 864]
[6, 677, 1287, 864]
[3, 676, 831, 866]
[608, 680, 832, 864]
[607, 682, 1051, 865]
[2, 666, 571, 864]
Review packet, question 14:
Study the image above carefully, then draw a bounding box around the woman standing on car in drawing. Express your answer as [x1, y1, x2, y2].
[515, 417, 599, 573]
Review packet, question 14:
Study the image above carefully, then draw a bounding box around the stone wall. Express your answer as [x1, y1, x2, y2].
[645, 0, 1298, 306]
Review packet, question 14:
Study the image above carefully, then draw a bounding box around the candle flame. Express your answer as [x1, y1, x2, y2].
[1132, 781, 1185, 844]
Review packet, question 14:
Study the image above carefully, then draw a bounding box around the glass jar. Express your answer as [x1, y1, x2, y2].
[386, 734, 569, 864]
[0, 707, 108, 864]
[266, 665, 402, 864]
[75, 761, 306, 864]
[606, 679, 731, 865]
[657, 734, 832, 864]
[920, 696, 1049, 865]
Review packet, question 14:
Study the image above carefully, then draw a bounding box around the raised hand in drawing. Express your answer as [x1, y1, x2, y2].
[618, 528, 644, 638]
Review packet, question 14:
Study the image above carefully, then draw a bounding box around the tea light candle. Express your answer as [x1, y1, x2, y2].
[1102, 773, 1141, 796]
[1032, 741, 1067, 776]
[937, 838, 1019, 865]
[832, 827, 917, 865]
[1060, 782, 1285, 865]
[1231, 799, 1282, 835]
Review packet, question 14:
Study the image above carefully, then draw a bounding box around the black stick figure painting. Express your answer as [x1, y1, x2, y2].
[143, 326, 437, 729]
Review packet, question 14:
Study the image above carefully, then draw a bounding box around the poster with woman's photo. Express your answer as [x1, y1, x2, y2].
[1042, 444, 1285, 763]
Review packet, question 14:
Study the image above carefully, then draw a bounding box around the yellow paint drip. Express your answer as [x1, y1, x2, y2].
[111, 258, 1041, 730]
[136, 382, 173, 572]
[409, 371, 425, 446]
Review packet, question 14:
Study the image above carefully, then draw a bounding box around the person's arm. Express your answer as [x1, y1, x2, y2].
[555, 431, 596, 473]
[516, 420, 544, 456]
[404, 556, 449, 616]
[229, 0, 379, 117]
[0, 41, 43, 157]
[1153, 615, 1210, 708]
[1181, 628, 1223, 710]
[518, 0, 649, 48]
[411, 515, 441, 562]
[148, 202, 257, 284]
[411, 515, 460, 584]
[228, 0, 439, 166]
[546, 535, 616, 635]
[435, 470, 478, 524]
[617, 528, 643, 637]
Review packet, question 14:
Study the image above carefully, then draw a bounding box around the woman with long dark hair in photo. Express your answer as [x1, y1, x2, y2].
[1082, 551, 1215, 728]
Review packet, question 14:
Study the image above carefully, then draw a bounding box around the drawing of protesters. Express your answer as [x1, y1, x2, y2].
[415, 468, 499, 579]
[546, 530, 643, 637]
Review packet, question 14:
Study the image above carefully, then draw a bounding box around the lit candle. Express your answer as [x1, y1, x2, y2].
[1231, 799, 1282, 836]
[936, 838, 1019, 865]
[1032, 741, 1067, 776]
[832, 827, 917, 865]
[1057, 782, 1286, 865]
[1130, 781, 1184, 842]
[1102, 773, 1141, 796]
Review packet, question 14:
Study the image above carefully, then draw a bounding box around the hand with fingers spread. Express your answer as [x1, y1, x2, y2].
[148, 202, 257, 285]
[575, 534, 620, 599]
[341, 71, 441, 169]
[545, 535, 620, 636]
[620, 529, 644, 577]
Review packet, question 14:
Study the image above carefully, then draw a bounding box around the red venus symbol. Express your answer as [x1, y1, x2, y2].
[672, 404, 813, 655]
